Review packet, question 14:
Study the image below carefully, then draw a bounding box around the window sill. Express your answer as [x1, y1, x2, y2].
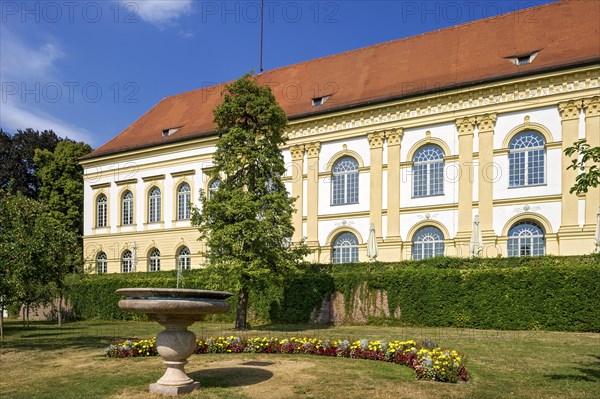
[508, 183, 547, 189]
[330, 201, 359, 207]
[411, 193, 445, 199]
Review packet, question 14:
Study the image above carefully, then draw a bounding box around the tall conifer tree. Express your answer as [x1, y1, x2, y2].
[192, 74, 309, 329]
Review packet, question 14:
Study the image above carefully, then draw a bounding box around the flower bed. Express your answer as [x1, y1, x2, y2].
[104, 336, 468, 383]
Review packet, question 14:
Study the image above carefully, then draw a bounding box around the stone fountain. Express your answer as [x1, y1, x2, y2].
[117, 288, 232, 396]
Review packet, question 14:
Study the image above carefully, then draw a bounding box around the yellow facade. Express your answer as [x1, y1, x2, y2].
[82, 65, 600, 272]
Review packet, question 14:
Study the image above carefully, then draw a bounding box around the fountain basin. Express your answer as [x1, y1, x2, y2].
[117, 288, 233, 396]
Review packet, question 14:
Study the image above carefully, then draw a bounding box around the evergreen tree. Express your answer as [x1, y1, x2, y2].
[192, 74, 309, 329]
[34, 140, 93, 239]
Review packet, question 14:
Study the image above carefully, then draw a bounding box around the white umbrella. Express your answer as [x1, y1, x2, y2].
[367, 223, 378, 262]
[470, 216, 483, 258]
[595, 207, 600, 254]
[132, 241, 138, 272]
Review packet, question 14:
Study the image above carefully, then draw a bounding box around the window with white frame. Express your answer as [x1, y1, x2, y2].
[208, 179, 221, 199]
[412, 226, 445, 260]
[508, 131, 545, 187]
[96, 194, 107, 227]
[148, 187, 161, 222]
[122, 250, 133, 273]
[177, 246, 191, 270]
[331, 156, 359, 205]
[149, 248, 160, 272]
[96, 252, 107, 274]
[177, 183, 191, 220]
[507, 221, 545, 257]
[122, 190, 133, 225]
[332, 232, 359, 263]
[412, 145, 444, 197]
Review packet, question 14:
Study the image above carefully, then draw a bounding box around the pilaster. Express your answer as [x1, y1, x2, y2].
[367, 131, 385, 238]
[476, 113, 497, 240]
[290, 145, 305, 242]
[305, 142, 321, 246]
[455, 117, 477, 246]
[558, 100, 584, 234]
[385, 129, 403, 241]
[583, 97, 600, 230]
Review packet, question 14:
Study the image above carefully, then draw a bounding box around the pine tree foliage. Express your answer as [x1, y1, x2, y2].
[192, 74, 310, 329]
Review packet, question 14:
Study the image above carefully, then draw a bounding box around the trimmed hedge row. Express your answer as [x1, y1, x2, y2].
[65, 255, 600, 331]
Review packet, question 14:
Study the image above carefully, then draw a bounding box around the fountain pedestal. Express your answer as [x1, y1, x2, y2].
[117, 288, 232, 396]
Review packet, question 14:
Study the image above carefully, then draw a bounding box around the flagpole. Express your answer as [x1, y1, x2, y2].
[260, 0, 264, 72]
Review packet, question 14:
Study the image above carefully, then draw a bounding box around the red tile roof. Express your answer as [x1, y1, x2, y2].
[86, 0, 600, 159]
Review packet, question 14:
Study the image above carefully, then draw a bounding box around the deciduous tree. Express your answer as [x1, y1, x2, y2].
[0, 129, 61, 198]
[565, 139, 600, 194]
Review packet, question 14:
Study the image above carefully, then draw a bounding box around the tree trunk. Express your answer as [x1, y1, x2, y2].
[0, 304, 4, 339]
[235, 287, 249, 330]
[57, 295, 63, 326]
[26, 304, 30, 328]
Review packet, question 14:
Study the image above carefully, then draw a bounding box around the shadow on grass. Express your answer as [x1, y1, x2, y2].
[252, 323, 333, 332]
[545, 355, 600, 382]
[0, 320, 147, 352]
[189, 367, 273, 387]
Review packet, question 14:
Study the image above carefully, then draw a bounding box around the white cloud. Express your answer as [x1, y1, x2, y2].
[125, 0, 193, 25]
[0, 27, 94, 144]
[0, 28, 64, 81]
[1, 99, 92, 143]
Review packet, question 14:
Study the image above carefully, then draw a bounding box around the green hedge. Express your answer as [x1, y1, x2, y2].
[65, 255, 600, 331]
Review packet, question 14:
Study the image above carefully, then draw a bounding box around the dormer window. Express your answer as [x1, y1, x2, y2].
[506, 51, 540, 66]
[162, 127, 180, 137]
[312, 95, 331, 106]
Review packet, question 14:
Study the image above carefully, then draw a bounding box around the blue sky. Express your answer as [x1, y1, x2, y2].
[0, 0, 555, 148]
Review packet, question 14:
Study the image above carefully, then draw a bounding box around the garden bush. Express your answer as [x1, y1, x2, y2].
[66, 255, 600, 331]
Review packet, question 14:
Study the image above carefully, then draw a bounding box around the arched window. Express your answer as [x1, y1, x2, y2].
[177, 246, 191, 270]
[148, 187, 161, 223]
[96, 194, 107, 227]
[508, 221, 545, 257]
[509, 131, 545, 187]
[413, 145, 444, 197]
[149, 248, 160, 272]
[122, 191, 133, 225]
[331, 156, 359, 205]
[332, 232, 359, 263]
[208, 179, 221, 199]
[177, 183, 191, 220]
[122, 250, 133, 273]
[412, 226, 445, 260]
[96, 252, 107, 274]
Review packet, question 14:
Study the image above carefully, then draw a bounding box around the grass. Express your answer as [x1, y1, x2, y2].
[0, 319, 599, 399]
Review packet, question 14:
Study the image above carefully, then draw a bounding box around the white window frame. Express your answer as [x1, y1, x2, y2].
[331, 157, 359, 206]
[177, 183, 191, 220]
[148, 187, 161, 223]
[122, 191, 133, 225]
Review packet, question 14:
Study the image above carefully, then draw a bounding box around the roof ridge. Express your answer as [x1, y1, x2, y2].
[254, 0, 564, 79]
[162, 0, 563, 101]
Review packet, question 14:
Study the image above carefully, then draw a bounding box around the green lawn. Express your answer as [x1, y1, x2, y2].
[0, 320, 598, 399]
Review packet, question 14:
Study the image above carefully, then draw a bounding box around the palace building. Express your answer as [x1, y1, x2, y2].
[81, 0, 600, 273]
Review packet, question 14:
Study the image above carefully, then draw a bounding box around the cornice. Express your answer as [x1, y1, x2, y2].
[286, 66, 599, 141]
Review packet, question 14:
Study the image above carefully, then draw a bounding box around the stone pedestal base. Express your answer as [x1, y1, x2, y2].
[150, 382, 200, 396]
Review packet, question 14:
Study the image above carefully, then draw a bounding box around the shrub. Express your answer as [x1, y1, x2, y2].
[66, 255, 600, 331]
